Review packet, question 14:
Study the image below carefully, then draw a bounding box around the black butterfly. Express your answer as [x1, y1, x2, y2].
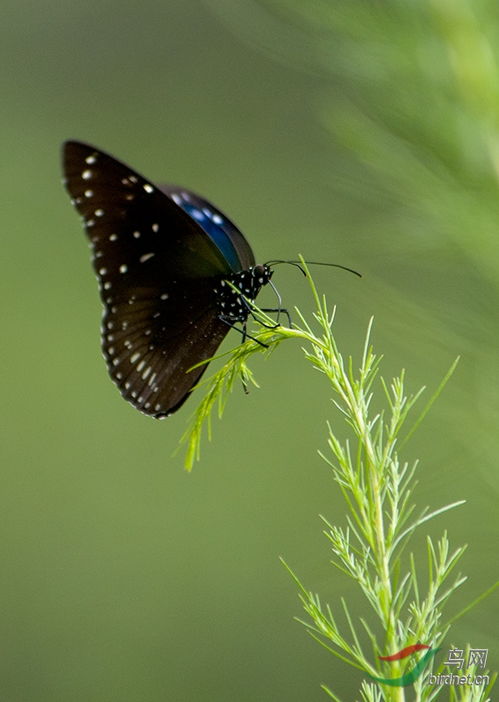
[62, 141, 278, 418]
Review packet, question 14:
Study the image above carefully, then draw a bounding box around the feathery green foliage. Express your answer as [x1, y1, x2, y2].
[181, 262, 497, 700]
[184, 261, 496, 701]
[188, 1, 499, 697]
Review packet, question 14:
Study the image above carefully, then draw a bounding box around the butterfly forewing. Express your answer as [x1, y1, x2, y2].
[63, 141, 233, 286]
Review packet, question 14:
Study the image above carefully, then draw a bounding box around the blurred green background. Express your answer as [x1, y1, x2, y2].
[2, 0, 499, 700]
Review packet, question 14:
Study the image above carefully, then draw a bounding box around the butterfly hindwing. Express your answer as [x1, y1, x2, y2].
[160, 186, 256, 273]
[102, 279, 229, 416]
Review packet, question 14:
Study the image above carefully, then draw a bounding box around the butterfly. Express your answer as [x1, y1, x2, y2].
[62, 141, 279, 418]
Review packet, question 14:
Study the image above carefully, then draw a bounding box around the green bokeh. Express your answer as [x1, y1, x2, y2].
[2, 1, 498, 700]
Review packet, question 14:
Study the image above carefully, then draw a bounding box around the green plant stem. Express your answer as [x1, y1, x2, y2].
[306, 284, 405, 701]
[180, 261, 488, 701]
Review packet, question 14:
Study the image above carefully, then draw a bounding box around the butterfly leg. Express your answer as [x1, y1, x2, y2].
[241, 320, 249, 394]
[218, 316, 269, 348]
[260, 307, 292, 328]
[266, 279, 293, 327]
[240, 297, 290, 329]
[243, 301, 292, 328]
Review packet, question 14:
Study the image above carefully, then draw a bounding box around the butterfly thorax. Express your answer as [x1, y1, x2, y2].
[214, 264, 272, 323]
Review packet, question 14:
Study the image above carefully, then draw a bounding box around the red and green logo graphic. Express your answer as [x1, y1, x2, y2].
[370, 644, 440, 687]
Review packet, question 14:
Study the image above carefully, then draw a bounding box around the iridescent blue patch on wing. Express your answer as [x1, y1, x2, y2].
[179, 201, 241, 272]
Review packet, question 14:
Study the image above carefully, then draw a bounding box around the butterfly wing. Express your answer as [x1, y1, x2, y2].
[62, 141, 251, 416]
[160, 186, 256, 272]
[101, 279, 229, 416]
[63, 141, 233, 282]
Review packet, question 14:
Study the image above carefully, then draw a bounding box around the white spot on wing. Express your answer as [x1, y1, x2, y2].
[82, 169, 92, 180]
[140, 252, 155, 263]
[191, 208, 204, 221]
[143, 183, 154, 193]
[119, 264, 128, 273]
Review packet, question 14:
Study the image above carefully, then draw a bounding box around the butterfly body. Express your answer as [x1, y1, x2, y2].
[62, 141, 272, 417]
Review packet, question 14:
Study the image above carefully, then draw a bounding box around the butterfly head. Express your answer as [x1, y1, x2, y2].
[251, 263, 273, 286]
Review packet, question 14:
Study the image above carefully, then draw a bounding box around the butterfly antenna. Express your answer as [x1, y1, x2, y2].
[265, 260, 306, 275]
[265, 259, 362, 278]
